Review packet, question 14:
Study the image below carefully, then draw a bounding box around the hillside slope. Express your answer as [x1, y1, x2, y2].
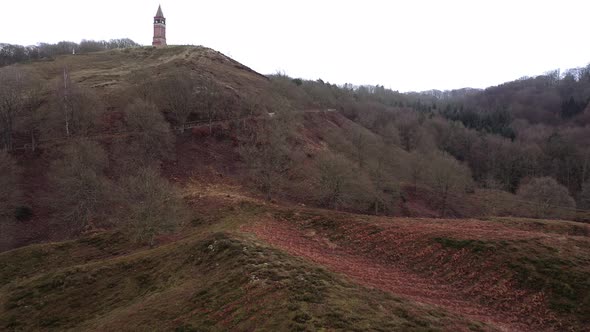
[2, 46, 278, 251]
[3, 46, 590, 332]
[2, 184, 589, 331]
[3, 46, 524, 251]
[1, 200, 490, 332]
[23, 46, 270, 100]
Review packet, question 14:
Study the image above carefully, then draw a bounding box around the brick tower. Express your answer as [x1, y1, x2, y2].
[152, 5, 166, 47]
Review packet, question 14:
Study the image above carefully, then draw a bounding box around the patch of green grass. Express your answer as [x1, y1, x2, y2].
[509, 255, 590, 317]
[0, 232, 133, 286]
[433, 237, 499, 253]
[432, 232, 590, 327]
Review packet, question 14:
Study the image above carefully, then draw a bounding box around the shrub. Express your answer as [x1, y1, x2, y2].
[425, 152, 473, 217]
[578, 182, 590, 210]
[117, 167, 189, 247]
[14, 206, 33, 221]
[45, 140, 113, 233]
[314, 153, 376, 212]
[112, 99, 174, 172]
[517, 177, 576, 218]
[0, 151, 22, 220]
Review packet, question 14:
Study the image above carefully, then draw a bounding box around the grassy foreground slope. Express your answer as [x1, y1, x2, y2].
[0, 204, 487, 331]
[2, 183, 590, 331]
[248, 209, 590, 331]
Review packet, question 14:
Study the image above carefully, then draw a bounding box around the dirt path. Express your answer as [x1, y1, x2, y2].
[243, 219, 546, 332]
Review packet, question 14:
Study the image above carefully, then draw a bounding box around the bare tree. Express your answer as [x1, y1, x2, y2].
[407, 152, 427, 192]
[380, 122, 401, 146]
[352, 131, 368, 169]
[369, 151, 400, 215]
[0, 151, 22, 220]
[517, 177, 576, 217]
[46, 69, 103, 139]
[195, 77, 223, 135]
[117, 167, 189, 247]
[157, 71, 197, 132]
[112, 99, 175, 172]
[0, 67, 32, 151]
[239, 109, 295, 201]
[314, 152, 376, 211]
[46, 140, 113, 233]
[315, 153, 357, 209]
[131, 71, 158, 102]
[396, 112, 423, 152]
[425, 152, 473, 217]
[16, 75, 43, 151]
[60, 68, 73, 137]
[579, 181, 590, 210]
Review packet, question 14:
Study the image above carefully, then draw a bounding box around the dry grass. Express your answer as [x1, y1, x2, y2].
[2, 180, 589, 331]
[0, 207, 486, 331]
[247, 207, 590, 331]
[19, 46, 273, 112]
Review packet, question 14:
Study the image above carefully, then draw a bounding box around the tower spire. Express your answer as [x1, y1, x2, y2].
[152, 5, 167, 47]
[155, 5, 164, 18]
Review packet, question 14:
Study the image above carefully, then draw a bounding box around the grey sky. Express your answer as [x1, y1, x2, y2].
[3, 0, 589, 91]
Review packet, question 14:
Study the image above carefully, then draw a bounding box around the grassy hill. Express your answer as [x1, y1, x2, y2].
[2, 46, 590, 331]
[1, 200, 490, 332]
[24, 46, 269, 96]
[2, 185, 589, 331]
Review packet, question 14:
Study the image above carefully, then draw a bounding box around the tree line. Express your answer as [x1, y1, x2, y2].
[266, 73, 590, 218]
[0, 39, 140, 67]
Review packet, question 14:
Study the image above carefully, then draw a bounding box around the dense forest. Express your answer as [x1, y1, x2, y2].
[1, 46, 589, 252]
[268, 67, 590, 208]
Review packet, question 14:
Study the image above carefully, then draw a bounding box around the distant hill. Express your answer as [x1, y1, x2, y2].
[428, 67, 590, 126]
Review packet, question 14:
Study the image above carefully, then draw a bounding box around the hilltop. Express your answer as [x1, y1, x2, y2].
[17, 46, 270, 108]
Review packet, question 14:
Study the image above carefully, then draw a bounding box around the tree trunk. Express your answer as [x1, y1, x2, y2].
[440, 188, 448, 218]
[30, 130, 36, 151]
[63, 68, 71, 137]
[4, 112, 14, 151]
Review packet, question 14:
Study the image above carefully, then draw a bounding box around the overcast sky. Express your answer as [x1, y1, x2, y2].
[3, 0, 589, 91]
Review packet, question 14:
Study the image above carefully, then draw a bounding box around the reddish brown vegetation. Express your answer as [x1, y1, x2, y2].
[243, 212, 587, 331]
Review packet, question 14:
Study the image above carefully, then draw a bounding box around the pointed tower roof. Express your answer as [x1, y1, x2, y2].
[155, 5, 164, 18]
